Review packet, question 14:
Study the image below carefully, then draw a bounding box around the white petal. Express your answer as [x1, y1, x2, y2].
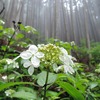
[59, 55, 66, 62]
[28, 66, 34, 75]
[21, 59, 29, 64]
[6, 59, 13, 64]
[64, 65, 74, 74]
[31, 56, 40, 68]
[64, 56, 74, 65]
[60, 47, 68, 55]
[2, 75, 7, 80]
[23, 60, 31, 68]
[28, 45, 38, 54]
[53, 63, 58, 72]
[59, 54, 74, 65]
[63, 65, 69, 73]
[55, 65, 63, 72]
[59, 55, 63, 62]
[20, 51, 32, 59]
[35, 52, 44, 58]
[13, 62, 19, 68]
[15, 62, 19, 68]
[69, 66, 74, 74]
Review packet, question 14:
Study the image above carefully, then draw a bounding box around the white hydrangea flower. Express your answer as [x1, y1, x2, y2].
[6, 59, 13, 64]
[2, 75, 7, 80]
[20, 45, 44, 75]
[70, 41, 75, 46]
[5, 89, 15, 96]
[13, 62, 19, 68]
[53, 63, 74, 74]
[14, 43, 75, 75]
[4, 59, 19, 69]
[56, 47, 75, 74]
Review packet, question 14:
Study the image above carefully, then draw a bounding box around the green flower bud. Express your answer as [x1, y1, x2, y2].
[38, 43, 61, 66]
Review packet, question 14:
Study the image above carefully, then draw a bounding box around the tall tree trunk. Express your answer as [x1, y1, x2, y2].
[55, 0, 61, 39]
[70, 0, 76, 41]
[83, 0, 91, 65]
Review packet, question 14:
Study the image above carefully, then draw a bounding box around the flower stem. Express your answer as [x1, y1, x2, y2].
[2, 31, 16, 58]
[43, 70, 49, 100]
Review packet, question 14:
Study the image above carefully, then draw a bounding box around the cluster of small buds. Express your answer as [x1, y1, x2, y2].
[38, 43, 61, 66]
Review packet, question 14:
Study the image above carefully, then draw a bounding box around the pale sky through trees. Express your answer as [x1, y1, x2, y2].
[0, 0, 100, 44]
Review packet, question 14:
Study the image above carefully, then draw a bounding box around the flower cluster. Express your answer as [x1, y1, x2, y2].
[16, 44, 75, 75]
[4, 59, 19, 69]
[20, 45, 44, 75]
[38, 43, 61, 66]
[54, 47, 74, 74]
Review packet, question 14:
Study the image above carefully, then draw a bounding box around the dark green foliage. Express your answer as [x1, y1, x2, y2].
[90, 42, 100, 64]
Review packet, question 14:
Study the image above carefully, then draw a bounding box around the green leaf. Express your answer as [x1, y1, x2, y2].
[0, 25, 3, 30]
[17, 86, 35, 93]
[57, 74, 87, 93]
[25, 26, 38, 34]
[57, 81, 85, 100]
[95, 68, 100, 73]
[11, 90, 37, 99]
[46, 91, 59, 99]
[15, 33, 24, 40]
[37, 71, 57, 86]
[89, 82, 98, 89]
[57, 73, 75, 84]
[31, 28, 39, 34]
[3, 28, 14, 34]
[75, 82, 86, 93]
[8, 74, 16, 80]
[94, 94, 100, 97]
[19, 24, 25, 30]
[86, 94, 95, 100]
[1, 45, 7, 51]
[0, 82, 33, 91]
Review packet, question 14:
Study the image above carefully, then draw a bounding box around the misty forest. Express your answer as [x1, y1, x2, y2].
[0, 0, 100, 100]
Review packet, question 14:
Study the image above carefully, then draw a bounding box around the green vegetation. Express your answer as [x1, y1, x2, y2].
[0, 20, 100, 100]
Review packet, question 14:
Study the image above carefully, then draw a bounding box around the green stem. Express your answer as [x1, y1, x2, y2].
[2, 30, 16, 82]
[43, 70, 49, 100]
[2, 31, 16, 58]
